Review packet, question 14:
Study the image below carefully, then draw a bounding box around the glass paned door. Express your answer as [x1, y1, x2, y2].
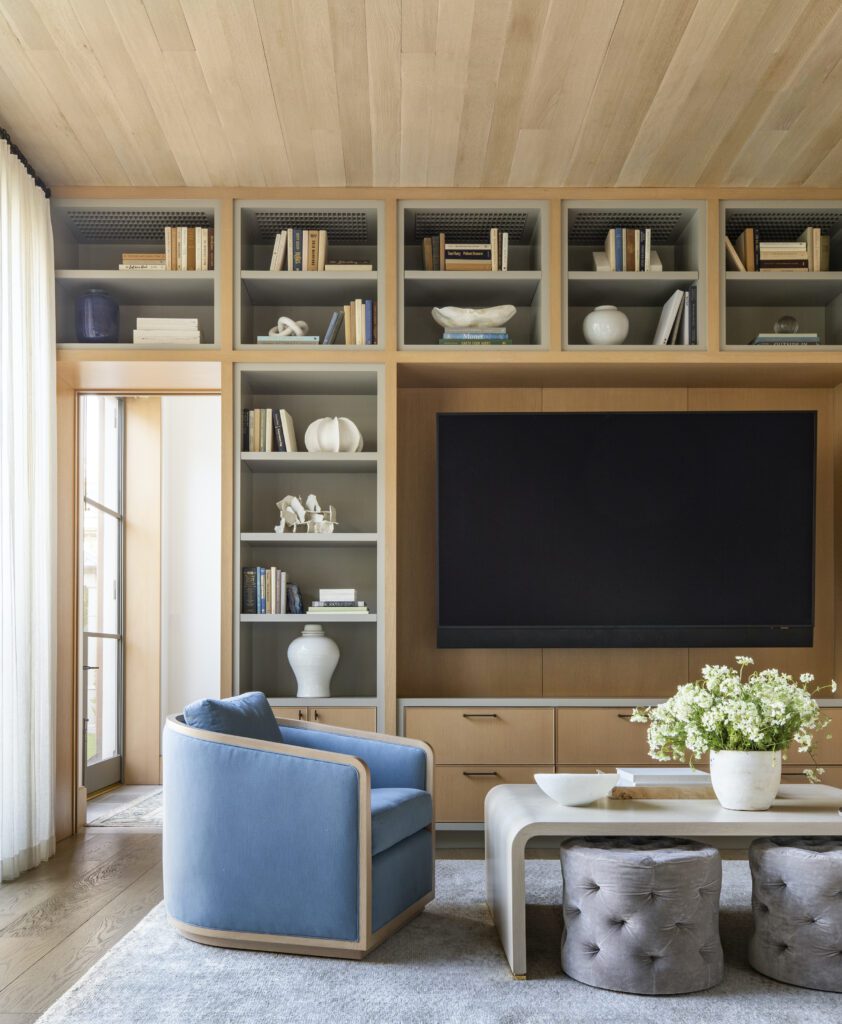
[79, 396, 124, 793]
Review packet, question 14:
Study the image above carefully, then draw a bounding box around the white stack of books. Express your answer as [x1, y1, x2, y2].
[615, 767, 710, 786]
[132, 317, 201, 344]
[307, 588, 370, 615]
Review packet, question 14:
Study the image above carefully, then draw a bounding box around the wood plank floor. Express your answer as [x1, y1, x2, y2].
[0, 829, 163, 1020]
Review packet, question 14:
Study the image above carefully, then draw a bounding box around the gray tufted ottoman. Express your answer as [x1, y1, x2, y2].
[749, 837, 842, 992]
[560, 837, 724, 994]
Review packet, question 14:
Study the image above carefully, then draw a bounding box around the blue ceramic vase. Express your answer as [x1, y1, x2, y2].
[75, 289, 119, 343]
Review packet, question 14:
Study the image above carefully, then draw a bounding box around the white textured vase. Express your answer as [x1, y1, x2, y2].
[582, 304, 629, 345]
[709, 750, 782, 811]
[287, 625, 340, 698]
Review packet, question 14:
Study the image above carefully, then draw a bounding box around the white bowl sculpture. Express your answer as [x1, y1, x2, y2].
[432, 305, 516, 329]
[304, 416, 363, 453]
[534, 772, 618, 806]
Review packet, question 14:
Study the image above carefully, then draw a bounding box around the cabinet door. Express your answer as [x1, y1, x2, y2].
[308, 707, 377, 732]
[272, 706, 306, 722]
[436, 765, 553, 822]
[404, 707, 554, 764]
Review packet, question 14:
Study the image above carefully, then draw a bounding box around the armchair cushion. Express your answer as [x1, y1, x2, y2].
[183, 691, 280, 744]
[371, 788, 432, 855]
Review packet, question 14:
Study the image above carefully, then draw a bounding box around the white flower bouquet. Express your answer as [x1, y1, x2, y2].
[630, 657, 835, 781]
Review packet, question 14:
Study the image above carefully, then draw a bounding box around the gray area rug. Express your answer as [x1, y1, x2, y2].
[36, 859, 837, 1023]
[88, 789, 163, 828]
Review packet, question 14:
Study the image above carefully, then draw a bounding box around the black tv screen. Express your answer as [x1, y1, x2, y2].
[436, 411, 816, 648]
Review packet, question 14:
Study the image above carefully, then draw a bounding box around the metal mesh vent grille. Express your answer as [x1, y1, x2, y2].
[410, 211, 532, 244]
[252, 211, 373, 245]
[568, 211, 688, 246]
[62, 209, 212, 243]
[725, 209, 842, 241]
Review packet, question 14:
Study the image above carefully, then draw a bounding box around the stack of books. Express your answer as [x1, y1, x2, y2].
[119, 251, 166, 271]
[750, 333, 820, 346]
[438, 327, 511, 345]
[132, 317, 201, 344]
[164, 226, 214, 270]
[726, 227, 830, 272]
[615, 767, 710, 787]
[421, 228, 509, 271]
[242, 567, 287, 615]
[267, 229, 373, 272]
[242, 408, 297, 452]
[602, 227, 653, 270]
[652, 286, 697, 346]
[256, 300, 376, 346]
[307, 588, 370, 615]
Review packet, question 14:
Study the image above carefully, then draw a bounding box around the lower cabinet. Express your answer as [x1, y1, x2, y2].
[436, 765, 553, 823]
[273, 706, 377, 731]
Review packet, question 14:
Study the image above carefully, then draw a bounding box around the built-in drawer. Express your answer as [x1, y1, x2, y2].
[556, 708, 653, 765]
[273, 706, 307, 722]
[404, 707, 554, 765]
[782, 765, 842, 787]
[435, 765, 552, 822]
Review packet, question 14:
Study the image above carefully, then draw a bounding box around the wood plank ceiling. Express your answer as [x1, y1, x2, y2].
[1, 0, 841, 189]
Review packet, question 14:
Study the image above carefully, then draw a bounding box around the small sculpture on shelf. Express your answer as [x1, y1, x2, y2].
[269, 316, 309, 337]
[583, 304, 629, 345]
[304, 416, 363, 452]
[275, 494, 338, 534]
[431, 304, 516, 329]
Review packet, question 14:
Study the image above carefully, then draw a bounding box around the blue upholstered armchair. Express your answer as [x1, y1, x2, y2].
[163, 693, 434, 958]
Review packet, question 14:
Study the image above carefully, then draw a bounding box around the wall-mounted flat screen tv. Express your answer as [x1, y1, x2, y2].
[436, 411, 816, 648]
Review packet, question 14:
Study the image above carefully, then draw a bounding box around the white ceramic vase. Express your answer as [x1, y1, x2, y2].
[582, 304, 629, 345]
[709, 750, 782, 811]
[287, 625, 340, 698]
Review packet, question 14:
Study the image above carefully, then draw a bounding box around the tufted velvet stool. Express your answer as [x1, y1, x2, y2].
[749, 837, 842, 992]
[560, 837, 724, 994]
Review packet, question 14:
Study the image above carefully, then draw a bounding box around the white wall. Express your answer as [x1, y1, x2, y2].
[160, 396, 221, 722]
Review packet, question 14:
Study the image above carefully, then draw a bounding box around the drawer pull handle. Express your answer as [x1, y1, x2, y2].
[616, 713, 634, 720]
[462, 713, 499, 719]
[463, 771, 499, 777]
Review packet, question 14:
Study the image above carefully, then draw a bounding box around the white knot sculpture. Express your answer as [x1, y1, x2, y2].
[432, 305, 516, 329]
[269, 316, 309, 337]
[304, 417, 363, 453]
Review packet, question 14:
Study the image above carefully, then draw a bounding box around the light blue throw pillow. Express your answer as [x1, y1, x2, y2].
[183, 691, 280, 743]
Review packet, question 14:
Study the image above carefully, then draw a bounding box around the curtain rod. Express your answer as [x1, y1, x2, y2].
[0, 128, 50, 197]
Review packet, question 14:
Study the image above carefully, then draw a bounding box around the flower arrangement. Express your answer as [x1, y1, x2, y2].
[630, 657, 835, 781]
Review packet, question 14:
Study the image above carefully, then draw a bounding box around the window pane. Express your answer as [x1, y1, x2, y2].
[85, 635, 119, 766]
[82, 395, 120, 511]
[82, 504, 120, 635]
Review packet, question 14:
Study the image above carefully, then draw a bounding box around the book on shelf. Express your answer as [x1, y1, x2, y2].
[341, 299, 377, 345]
[307, 605, 370, 614]
[132, 316, 201, 344]
[320, 588, 357, 601]
[603, 227, 652, 271]
[119, 252, 166, 270]
[750, 333, 820, 346]
[323, 309, 344, 345]
[421, 229, 510, 271]
[164, 226, 213, 271]
[242, 408, 297, 452]
[324, 260, 373, 271]
[310, 600, 367, 607]
[591, 249, 662, 271]
[724, 236, 746, 271]
[286, 583, 303, 615]
[256, 335, 321, 345]
[137, 317, 198, 329]
[242, 567, 287, 616]
[729, 228, 830, 273]
[132, 331, 201, 344]
[652, 288, 692, 346]
[267, 228, 357, 271]
[616, 767, 710, 787]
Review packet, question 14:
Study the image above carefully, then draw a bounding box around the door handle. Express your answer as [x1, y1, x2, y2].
[82, 665, 99, 671]
[463, 770, 499, 777]
[462, 713, 498, 719]
[616, 713, 633, 720]
[313, 710, 319, 721]
[299, 709, 305, 720]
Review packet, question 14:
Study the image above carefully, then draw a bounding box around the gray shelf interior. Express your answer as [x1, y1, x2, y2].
[241, 469, 377, 534]
[566, 203, 703, 272]
[722, 202, 842, 346]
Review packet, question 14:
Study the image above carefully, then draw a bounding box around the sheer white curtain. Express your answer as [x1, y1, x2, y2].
[0, 139, 57, 881]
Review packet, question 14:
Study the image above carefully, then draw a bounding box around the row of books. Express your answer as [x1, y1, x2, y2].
[437, 327, 511, 345]
[653, 286, 697, 346]
[421, 229, 510, 271]
[242, 408, 298, 453]
[602, 227, 655, 271]
[118, 227, 214, 271]
[268, 229, 373, 272]
[132, 316, 201, 344]
[726, 227, 830, 272]
[242, 575, 370, 616]
[256, 300, 377, 346]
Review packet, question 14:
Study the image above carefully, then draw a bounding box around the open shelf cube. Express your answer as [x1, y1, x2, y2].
[721, 201, 842, 349]
[564, 200, 706, 349]
[51, 199, 220, 347]
[235, 201, 384, 348]
[399, 200, 549, 349]
[235, 365, 385, 718]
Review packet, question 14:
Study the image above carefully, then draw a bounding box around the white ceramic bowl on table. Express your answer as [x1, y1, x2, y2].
[534, 772, 619, 806]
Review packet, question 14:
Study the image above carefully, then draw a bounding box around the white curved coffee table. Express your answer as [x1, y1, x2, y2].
[485, 783, 842, 978]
